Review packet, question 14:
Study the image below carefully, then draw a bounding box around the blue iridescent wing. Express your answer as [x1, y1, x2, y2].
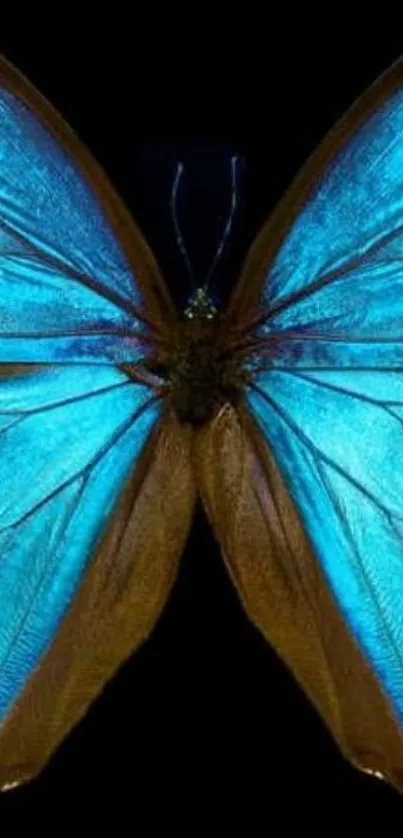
[0, 365, 158, 717]
[0, 56, 175, 364]
[0, 57, 195, 789]
[209, 57, 403, 791]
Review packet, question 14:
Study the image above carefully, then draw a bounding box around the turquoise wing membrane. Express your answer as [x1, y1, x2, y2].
[245, 61, 403, 732]
[0, 365, 159, 720]
[0, 57, 171, 783]
[0, 75, 170, 364]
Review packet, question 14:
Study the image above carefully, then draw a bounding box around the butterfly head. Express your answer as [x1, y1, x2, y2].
[183, 287, 218, 322]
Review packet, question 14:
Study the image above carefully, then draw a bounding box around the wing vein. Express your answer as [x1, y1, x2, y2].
[0, 392, 160, 533]
[248, 382, 403, 527]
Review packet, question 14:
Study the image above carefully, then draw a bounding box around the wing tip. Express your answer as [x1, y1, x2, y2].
[0, 764, 37, 792]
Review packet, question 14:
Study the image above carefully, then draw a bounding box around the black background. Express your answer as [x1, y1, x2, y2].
[0, 22, 403, 828]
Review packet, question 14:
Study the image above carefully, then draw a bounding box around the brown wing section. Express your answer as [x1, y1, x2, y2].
[193, 405, 403, 794]
[0, 54, 176, 331]
[0, 412, 195, 790]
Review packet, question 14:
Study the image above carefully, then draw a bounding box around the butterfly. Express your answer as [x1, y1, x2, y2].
[0, 52, 403, 796]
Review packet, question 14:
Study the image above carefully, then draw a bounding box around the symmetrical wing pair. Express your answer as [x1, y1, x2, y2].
[0, 55, 402, 793]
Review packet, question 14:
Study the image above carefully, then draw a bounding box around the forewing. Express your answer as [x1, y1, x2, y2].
[0, 55, 175, 364]
[226, 56, 403, 338]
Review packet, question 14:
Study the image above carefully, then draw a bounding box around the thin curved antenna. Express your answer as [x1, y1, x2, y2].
[170, 162, 196, 288]
[203, 155, 239, 290]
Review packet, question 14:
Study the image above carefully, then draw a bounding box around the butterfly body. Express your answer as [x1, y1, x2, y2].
[132, 287, 251, 426]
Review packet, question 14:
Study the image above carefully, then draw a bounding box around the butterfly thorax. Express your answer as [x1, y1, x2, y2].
[141, 289, 251, 426]
[169, 325, 246, 425]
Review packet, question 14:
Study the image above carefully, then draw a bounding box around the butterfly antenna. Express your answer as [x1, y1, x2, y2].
[171, 162, 196, 288]
[203, 154, 239, 290]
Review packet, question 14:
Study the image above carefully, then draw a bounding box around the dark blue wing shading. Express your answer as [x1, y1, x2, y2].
[0, 364, 160, 721]
[244, 70, 403, 736]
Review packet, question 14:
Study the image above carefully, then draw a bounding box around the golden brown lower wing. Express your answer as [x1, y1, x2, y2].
[0, 413, 195, 790]
[193, 403, 403, 794]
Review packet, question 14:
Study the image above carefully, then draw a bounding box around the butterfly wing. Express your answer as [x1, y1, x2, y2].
[198, 57, 403, 791]
[0, 57, 195, 789]
[0, 55, 175, 364]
